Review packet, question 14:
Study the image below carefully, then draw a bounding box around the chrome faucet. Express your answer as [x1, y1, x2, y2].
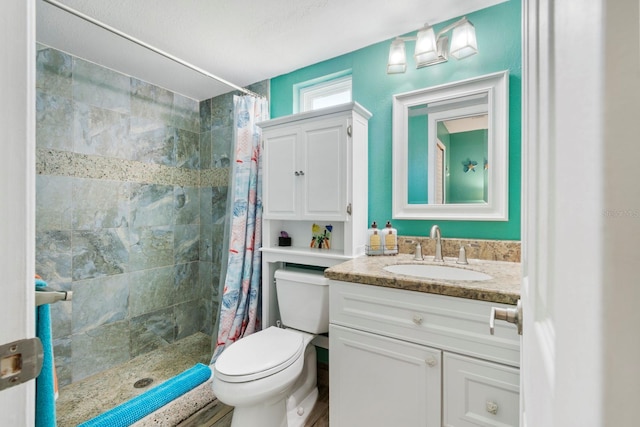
[430, 225, 444, 262]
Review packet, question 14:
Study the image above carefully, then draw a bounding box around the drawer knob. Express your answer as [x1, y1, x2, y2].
[412, 314, 423, 325]
[425, 357, 438, 367]
[486, 401, 499, 415]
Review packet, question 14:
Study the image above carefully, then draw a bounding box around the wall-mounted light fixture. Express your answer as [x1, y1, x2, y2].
[387, 17, 478, 74]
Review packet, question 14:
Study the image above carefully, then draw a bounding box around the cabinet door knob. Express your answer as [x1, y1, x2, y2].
[412, 314, 423, 325]
[294, 171, 300, 176]
[299, 170, 304, 176]
[425, 357, 438, 367]
[486, 401, 499, 415]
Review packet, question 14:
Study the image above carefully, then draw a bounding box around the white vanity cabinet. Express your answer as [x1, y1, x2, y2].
[329, 280, 521, 427]
[330, 324, 442, 426]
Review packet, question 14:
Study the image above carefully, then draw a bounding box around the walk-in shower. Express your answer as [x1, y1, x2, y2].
[35, 41, 268, 423]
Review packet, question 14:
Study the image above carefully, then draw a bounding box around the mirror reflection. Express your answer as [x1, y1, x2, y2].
[408, 99, 489, 205]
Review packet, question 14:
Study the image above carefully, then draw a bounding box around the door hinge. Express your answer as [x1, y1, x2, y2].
[346, 203, 352, 215]
[346, 125, 353, 137]
[0, 338, 43, 391]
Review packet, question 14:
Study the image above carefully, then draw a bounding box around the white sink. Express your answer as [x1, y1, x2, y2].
[383, 264, 492, 281]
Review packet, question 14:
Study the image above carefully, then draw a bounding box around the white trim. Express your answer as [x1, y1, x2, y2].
[0, 0, 36, 423]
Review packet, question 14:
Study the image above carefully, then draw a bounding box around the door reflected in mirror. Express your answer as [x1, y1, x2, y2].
[392, 71, 509, 221]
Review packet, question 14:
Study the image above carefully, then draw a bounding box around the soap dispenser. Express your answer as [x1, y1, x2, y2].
[383, 221, 398, 255]
[367, 222, 383, 255]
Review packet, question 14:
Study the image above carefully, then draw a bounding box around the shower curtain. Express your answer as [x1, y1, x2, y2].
[211, 95, 268, 363]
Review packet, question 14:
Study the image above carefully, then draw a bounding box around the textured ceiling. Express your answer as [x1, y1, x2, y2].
[36, 0, 506, 101]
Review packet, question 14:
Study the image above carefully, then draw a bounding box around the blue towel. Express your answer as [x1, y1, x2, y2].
[35, 278, 56, 427]
[79, 363, 212, 427]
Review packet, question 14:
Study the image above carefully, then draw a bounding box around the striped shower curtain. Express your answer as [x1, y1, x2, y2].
[211, 95, 268, 363]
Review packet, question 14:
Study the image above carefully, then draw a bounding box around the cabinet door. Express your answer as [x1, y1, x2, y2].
[330, 324, 441, 427]
[443, 353, 519, 427]
[300, 117, 348, 220]
[262, 126, 299, 219]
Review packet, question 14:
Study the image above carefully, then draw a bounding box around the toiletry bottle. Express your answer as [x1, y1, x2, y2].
[384, 221, 398, 255]
[368, 222, 382, 255]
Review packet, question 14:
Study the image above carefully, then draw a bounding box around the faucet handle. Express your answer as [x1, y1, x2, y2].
[413, 243, 423, 260]
[456, 246, 468, 265]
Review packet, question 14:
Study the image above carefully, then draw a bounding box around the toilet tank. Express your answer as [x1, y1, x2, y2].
[274, 267, 329, 334]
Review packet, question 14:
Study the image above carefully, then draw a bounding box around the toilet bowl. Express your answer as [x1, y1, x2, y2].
[212, 268, 329, 427]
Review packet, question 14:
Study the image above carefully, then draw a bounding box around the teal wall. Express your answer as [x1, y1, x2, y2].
[448, 130, 489, 203]
[270, 0, 521, 240]
[407, 114, 429, 204]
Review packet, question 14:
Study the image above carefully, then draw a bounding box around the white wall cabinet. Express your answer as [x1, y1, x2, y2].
[329, 280, 520, 427]
[258, 103, 371, 327]
[262, 115, 348, 221]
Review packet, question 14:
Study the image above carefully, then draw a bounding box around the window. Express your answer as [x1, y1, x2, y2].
[295, 72, 352, 113]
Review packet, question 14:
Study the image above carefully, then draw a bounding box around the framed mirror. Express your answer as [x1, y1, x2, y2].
[392, 70, 509, 220]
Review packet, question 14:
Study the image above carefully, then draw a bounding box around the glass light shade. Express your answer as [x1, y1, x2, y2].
[387, 39, 407, 74]
[413, 27, 438, 64]
[450, 20, 478, 59]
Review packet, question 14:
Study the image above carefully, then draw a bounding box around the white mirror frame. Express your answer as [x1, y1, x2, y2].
[392, 70, 509, 221]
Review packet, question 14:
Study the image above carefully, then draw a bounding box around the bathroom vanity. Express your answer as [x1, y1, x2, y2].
[325, 255, 521, 427]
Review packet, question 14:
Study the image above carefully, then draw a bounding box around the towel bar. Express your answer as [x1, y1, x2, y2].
[36, 287, 72, 306]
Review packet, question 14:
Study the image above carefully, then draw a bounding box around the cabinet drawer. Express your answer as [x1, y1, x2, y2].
[443, 353, 519, 427]
[329, 280, 520, 366]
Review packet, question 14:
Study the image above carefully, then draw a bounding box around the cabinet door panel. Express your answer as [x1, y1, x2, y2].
[330, 324, 441, 427]
[263, 129, 298, 219]
[443, 353, 519, 427]
[301, 118, 347, 220]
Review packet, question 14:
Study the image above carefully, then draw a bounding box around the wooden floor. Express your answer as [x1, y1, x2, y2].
[303, 384, 330, 427]
[176, 399, 234, 427]
[179, 363, 329, 427]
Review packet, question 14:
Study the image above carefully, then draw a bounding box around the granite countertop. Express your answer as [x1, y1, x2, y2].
[324, 254, 521, 305]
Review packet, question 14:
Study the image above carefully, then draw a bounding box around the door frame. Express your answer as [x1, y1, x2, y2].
[0, 0, 36, 425]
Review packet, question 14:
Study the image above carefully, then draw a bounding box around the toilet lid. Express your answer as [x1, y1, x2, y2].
[214, 327, 304, 383]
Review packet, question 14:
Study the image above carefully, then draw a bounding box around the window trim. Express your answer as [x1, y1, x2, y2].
[293, 71, 352, 113]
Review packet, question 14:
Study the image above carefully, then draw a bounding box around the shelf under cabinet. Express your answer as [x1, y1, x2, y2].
[261, 245, 357, 266]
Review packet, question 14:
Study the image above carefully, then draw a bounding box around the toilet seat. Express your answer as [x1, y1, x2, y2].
[214, 327, 305, 383]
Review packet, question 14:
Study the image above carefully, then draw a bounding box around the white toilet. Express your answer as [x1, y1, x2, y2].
[212, 267, 329, 427]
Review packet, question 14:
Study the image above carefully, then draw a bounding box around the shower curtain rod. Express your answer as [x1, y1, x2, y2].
[42, 0, 262, 99]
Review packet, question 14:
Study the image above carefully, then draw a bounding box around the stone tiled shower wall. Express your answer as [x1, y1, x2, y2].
[35, 44, 268, 386]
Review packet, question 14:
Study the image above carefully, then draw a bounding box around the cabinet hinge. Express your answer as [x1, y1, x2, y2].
[346, 203, 352, 215]
[346, 125, 353, 137]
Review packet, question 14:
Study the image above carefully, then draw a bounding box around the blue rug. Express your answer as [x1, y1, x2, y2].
[79, 363, 212, 427]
